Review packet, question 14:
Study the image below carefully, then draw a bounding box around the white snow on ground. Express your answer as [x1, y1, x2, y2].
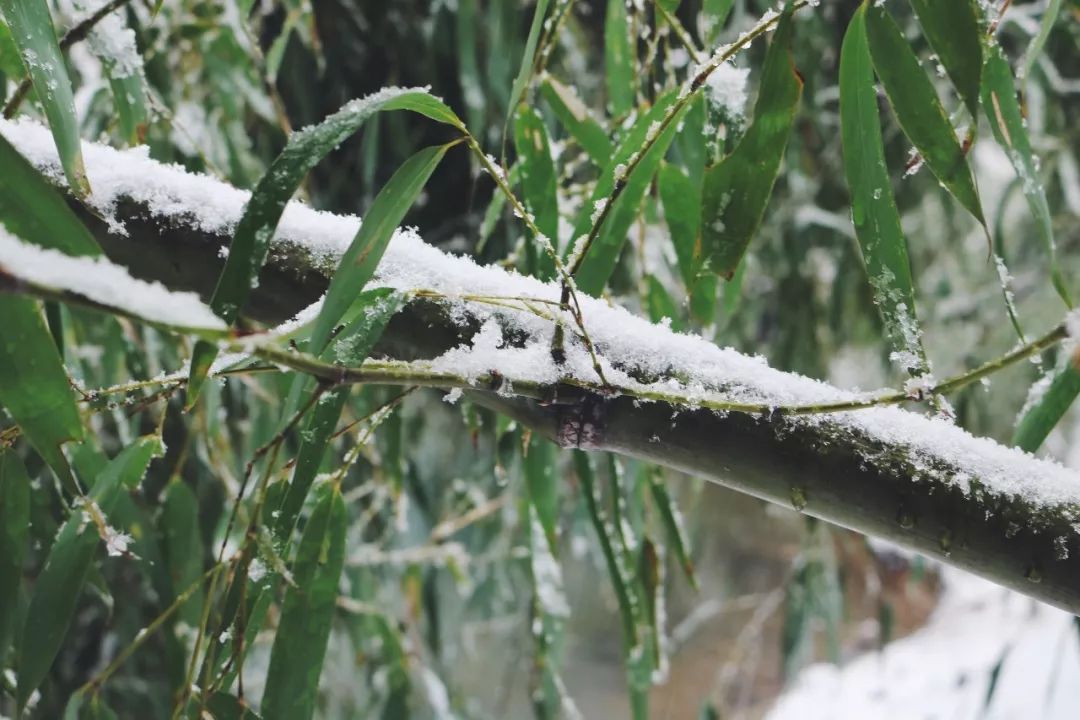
[3, 115, 1080, 520]
[767, 566, 1080, 720]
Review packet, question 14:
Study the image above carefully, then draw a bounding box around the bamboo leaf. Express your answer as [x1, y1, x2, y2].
[274, 289, 406, 542]
[0, 451, 30, 660]
[205, 692, 262, 720]
[513, 104, 559, 279]
[1020, 0, 1063, 86]
[839, 5, 929, 376]
[17, 437, 160, 712]
[1013, 362, 1080, 453]
[261, 483, 347, 720]
[701, 0, 735, 45]
[700, 3, 801, 278]
[308, 144, 451, 357]
[909, 0, 982, 117]
[570, 91, 686, 296]
[605, 0, 634, 117]
[864, 3, 986, 228]
[187, 90, 463, 404]
[0, 0, 89, 195]
[505, 0, 551, 126]
[0, 133, 100, 258]
[981, 43, 1072, 307]
[0, 297, 83, 490]
[540, 75, 613, 164]
[647, 471, 697, 589]
[525, 434, 559, 552]
[161, 479, 204, 628]
[658, 162, 716, 323]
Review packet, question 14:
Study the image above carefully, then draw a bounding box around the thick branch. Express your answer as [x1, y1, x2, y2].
[4, 118, 1080, 614]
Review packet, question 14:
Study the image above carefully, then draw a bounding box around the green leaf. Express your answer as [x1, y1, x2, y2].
[0, 297, 83, 490]
[839, 6, 929, 376]
[308, 144, 451, 357]
[274, 289, 406, 542]
[161, 479, 204, 628]
[701, 0, 735, 45]
[187, 90, 463, 404]
[645, 274, 683, 331]
[909, 0, 982, 117]
[571, 91, 686, 296]
[0, 0, 90, 195]
[513, 104, 558, 279]
[205, 692, 262, 720]
[261, 483, 347, 720]
[0, 451, 30, 660]
[646, 471, 697, 590]
[540, 75, 613, 165]
[17, 437, 160, 712]
[981, 43, 1072, 307]
[525, 434, 559, 552]
[456, 0, 484, 134]
[605, 0, 634, 116]
[1013, 362, 1080, 453]
[0, 133, 101, 258]
[864, 3, 985, 228]
[658, 162, 716, 323]
[1020, 0, 1063, 86]
[504, 0, 551, 126]
[700, 4, 801, 278]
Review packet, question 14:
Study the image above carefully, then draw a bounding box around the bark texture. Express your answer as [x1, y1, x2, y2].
[66, 188, 1080, 616]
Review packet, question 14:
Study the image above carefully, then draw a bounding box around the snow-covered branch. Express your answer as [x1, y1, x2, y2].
[4, 118, 1080, 613]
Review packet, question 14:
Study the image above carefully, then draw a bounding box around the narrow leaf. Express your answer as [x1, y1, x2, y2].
[187, 89, 463, 403]
[274, 289, 406, 542]
[513, 105, 558, 279]
[504, 0, 551, 126]
[1020, 0, 1063, 86]
[658, 162, 716, 323]
[909, 0, 982, 117]
[540, 75, 613, 164]
[525, 434, 559, 552]
[839, 6, 929, 376]
[647, 471, 697, 589]
[864, 3, 985, 228]
[308, 144, 451, 356]
[261, 484, 347, 720]
[0, 0, 89, 195]
[700, 4, 801, 278]
[161, 479, 204, 628]
[605, 0, 635, 116]
[0, 297, 83, 490]
[17, 437, 159, 711]
[0, 134, 101, 258]
[0, 451, 30, 659]
[570, 91, 686, 296]
[981, 43, 1072, 307]
[1013, 362, 1080, 453]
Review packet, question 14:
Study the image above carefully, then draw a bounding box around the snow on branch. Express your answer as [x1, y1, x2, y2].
[5, 117, 1080, 610]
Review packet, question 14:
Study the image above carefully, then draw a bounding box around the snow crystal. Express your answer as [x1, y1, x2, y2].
[704, 63, 750, 118]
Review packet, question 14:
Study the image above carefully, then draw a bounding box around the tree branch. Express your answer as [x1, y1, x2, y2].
[4, 118, 1080, 614]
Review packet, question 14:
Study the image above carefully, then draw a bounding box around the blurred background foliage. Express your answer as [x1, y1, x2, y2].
[1, 0, 1080, 718]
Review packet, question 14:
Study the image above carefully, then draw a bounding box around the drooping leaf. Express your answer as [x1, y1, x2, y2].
[205, 692, 262, 720]
[658, 162, 716, 323]
[524, 434, 559, 552]
[646, 470, 697, 589]
[909, 0, 982, 117]
[0, 297, 83, 490]
[700, 0, 736, 45]
[605, 0, 634, 117]
[1013, 361, 1080, 453]
[0, 133, 101, 258]
[161, 479, 205, 628]
[570, 91, 687, 296]
[699, 4, 801, 278]
[0, 0, 90, 195]
[540, 75, 613, 164]
[504, 0, 551, 128]
[1020, 0, 1064, 86]
[274, 289, 406, 542]
[0, 451, 30, 659]
[645, 274, 683, 331]
[17, 437, 160, 712]
[981, 43, 1072, 307]
[839, 5, 929, 376]
[456, 0, 484, 134]
[513, 104, 558, 279]
[864, 3, 986, 229]
[187, 90, 463, 404]
[261, 483, 347, 720]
